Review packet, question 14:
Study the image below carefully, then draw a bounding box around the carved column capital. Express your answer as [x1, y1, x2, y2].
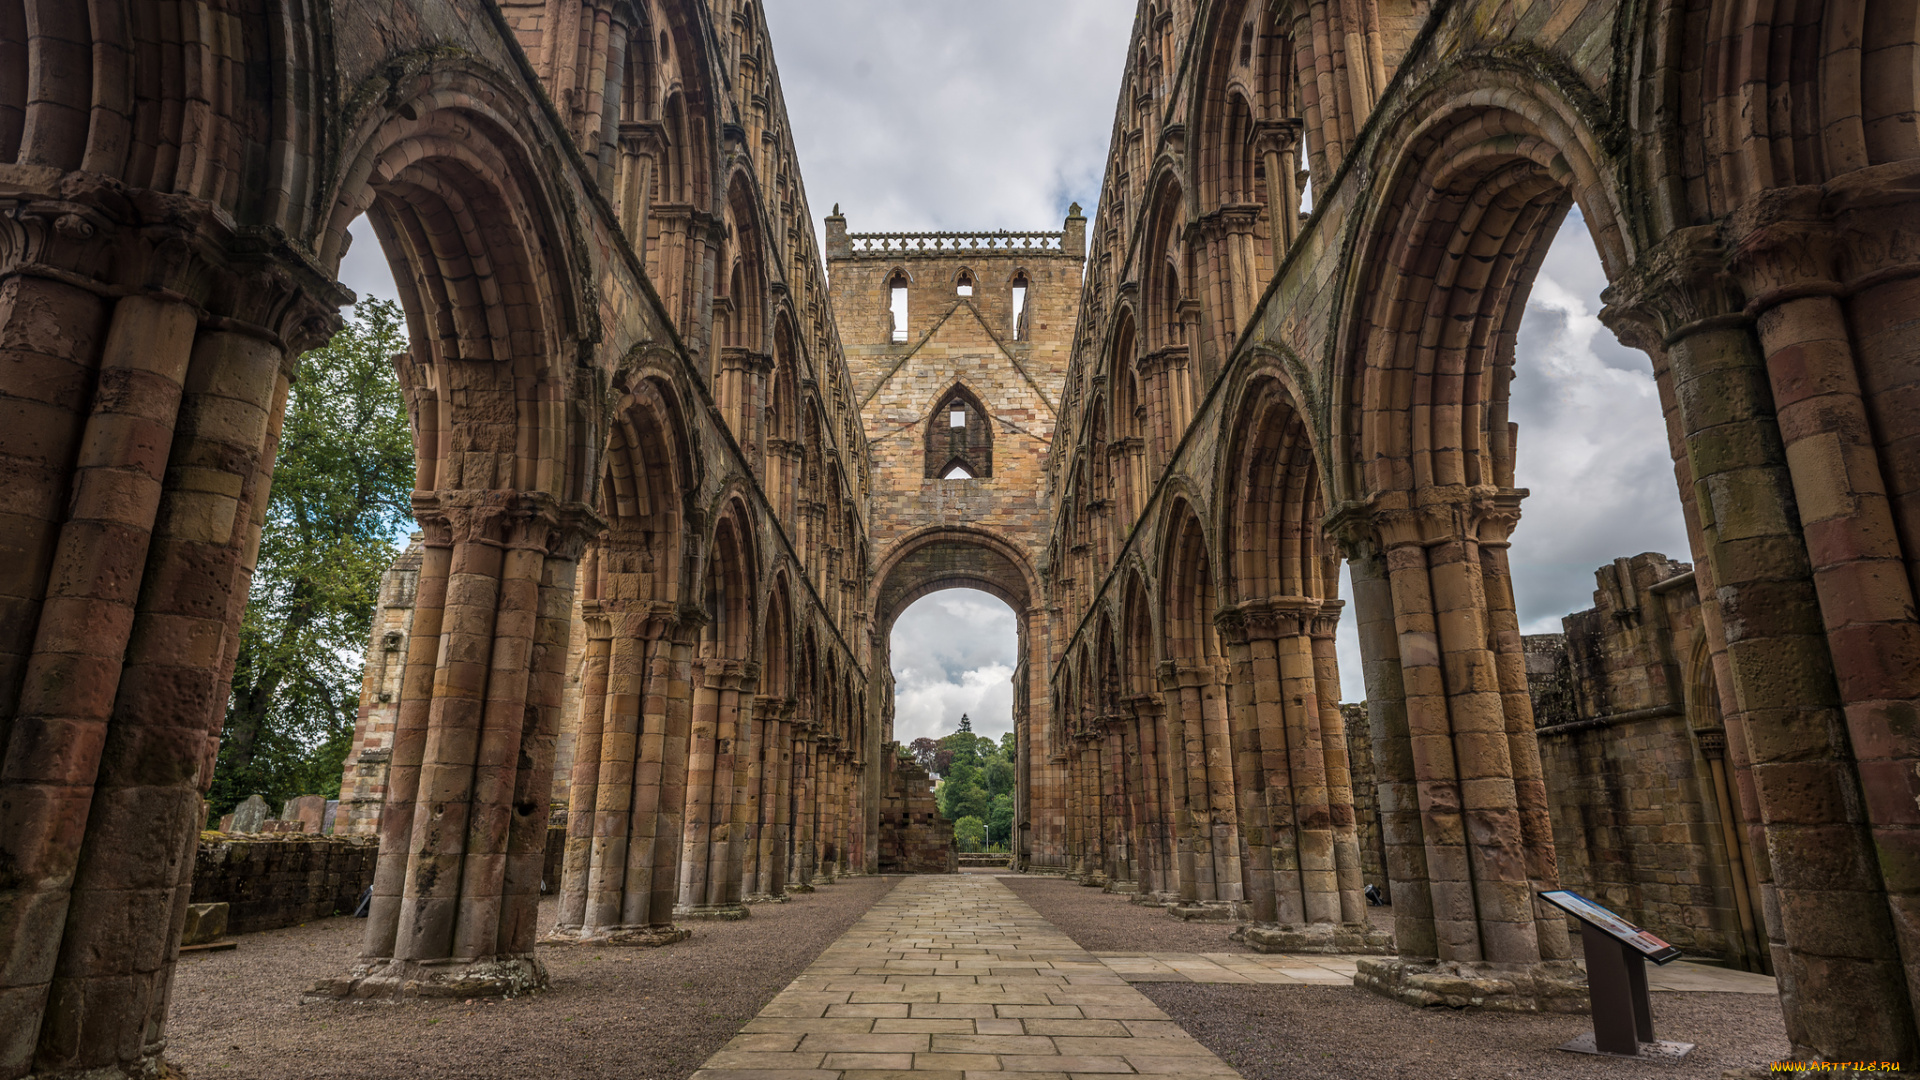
[1599, 225, 1748, 347]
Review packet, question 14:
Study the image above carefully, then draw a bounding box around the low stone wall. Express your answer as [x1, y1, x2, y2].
[878, 750, 956, 873]
[192, 833, 378, 935]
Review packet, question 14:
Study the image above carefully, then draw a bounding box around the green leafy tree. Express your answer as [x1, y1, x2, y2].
[953, 815, 986, 852]
[207, 300, 415, 818]
[932, 724, 1014, 837]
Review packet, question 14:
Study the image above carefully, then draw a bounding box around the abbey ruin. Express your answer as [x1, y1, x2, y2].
[1, 0, 1916, 1075]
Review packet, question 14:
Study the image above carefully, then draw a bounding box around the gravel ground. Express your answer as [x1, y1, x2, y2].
[166, 876, 896, 1080]
[1138, 981, 1790, 1080]
[1001, 873, 1788, 1078]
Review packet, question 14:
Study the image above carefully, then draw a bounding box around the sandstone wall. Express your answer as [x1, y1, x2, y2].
[191, 835, 377, 936]
[1526, 554, 1767, 972]
[878, 751, 956, 875]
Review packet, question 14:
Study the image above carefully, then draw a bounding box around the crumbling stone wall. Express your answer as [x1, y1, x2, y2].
[878, 750, 956, 874]
[1525, 554, 1766, 972]
[191, 835, 378, 936]
[1342, 703, 1390, 905]
[336, 536, 423, 836]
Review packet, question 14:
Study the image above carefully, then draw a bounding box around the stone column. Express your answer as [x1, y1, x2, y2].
[1128, 694, 1174, 902]
[1310, 605, 1370, 927]
[2, 292, 197, 1075]
[1333, 496, 1585, 1013]
[549, 602, 689, 946]
[678, 658, 754, 919]
[1255, 119, 1305, 252]
[791, 722, 817, 890]
[1221, 600, 1380, 952]
[1101, 714, 1133, 886]
[1732, 188, 1920, 1044]
[556, 607, 613, 930]
[1338, 538, 1437, 955]
[330, 491, 597, 998]
[1603, 218, 1920, 1061]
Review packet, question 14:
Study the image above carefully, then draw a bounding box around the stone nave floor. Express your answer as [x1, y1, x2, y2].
[694, 874, 1239, 1080]
[167, 873, 1791, 1079]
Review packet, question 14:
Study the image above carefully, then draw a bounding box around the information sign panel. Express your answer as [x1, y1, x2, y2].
[1540, 889, 1682, 965]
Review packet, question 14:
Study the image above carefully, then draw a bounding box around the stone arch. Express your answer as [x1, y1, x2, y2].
[701, 493, 760, 661]
[1320, 77, 1640, 976]
[872, 525, 1039, 630]
[1219, 370, 1335, 606]
[319, 60, 592, 500]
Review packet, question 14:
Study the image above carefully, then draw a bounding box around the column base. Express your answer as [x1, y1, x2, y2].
[306, 954, 548, 1001]
[539, 924, 692, 947]
[1103, 879, 1139, 895]
[787, 882, 817, 893]
[1355, 957, 1589, 1013]
[744, 892, 791, 904]
[1237, 921, 1393, 954]
[674, 903, 751, 921]
[1167, 901, 1244, 922]
[1080, 871, 1110, 888]
[1128, 890, 1176, 907]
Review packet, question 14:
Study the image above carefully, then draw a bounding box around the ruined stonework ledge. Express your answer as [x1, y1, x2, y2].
[306, 955, 547, 1001]
[1240, 920, 1394, 954]
[1355, 957, 1589, 1013]
[538, 925, 692, 947]
[1168, 900, 1245, 922]
[674, 903, 750, 921]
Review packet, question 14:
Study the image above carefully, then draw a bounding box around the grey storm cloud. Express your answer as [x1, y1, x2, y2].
[339, 3, 1694, 716]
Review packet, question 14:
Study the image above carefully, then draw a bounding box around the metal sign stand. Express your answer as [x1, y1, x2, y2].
[1540, 890, 1695, 1062]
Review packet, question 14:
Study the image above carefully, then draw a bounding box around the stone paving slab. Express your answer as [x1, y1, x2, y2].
[692, 876, 1246, 1080]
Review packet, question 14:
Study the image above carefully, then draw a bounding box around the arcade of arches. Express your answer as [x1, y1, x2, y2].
[0, 0, 1916, 1075]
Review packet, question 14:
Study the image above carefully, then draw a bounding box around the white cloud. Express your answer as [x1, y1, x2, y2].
[763, 0, 1134, 242]
[889, 590, 1020, 744]
[336, 217, 400, 308]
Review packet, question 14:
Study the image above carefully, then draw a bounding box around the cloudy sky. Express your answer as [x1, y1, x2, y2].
[336, 2, 1692, 746]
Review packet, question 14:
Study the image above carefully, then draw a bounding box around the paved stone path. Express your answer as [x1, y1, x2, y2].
[692, 875, 1242, 1080]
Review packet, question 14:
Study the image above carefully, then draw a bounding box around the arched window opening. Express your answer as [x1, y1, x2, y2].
[1011, 272, 1030, 341]
[889, 270, 910, 343]
[926, 386, 993, 478]
[957, 270, 975, 297]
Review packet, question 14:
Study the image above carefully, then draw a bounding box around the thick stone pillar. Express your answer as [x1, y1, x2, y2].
[1732, 185, 1920, 1049]
[1310, 605, 1370, 927]
[326, 491, 596, 999]
[1101, 714, 1134, 887]
[1602, 218, 1919, 1062]
[0, 195, 343, 1075]
[678, 658, 755, 919]
[1334, 496, 1586, 1013]
[549, 602, 690, 946]
[749, 698, 794, 900]
[1159, 661, 1239, 908]
[1221, 601, 1383, 952]
[791, 722, 817, 890]
[1126, 694, 1174, 903]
